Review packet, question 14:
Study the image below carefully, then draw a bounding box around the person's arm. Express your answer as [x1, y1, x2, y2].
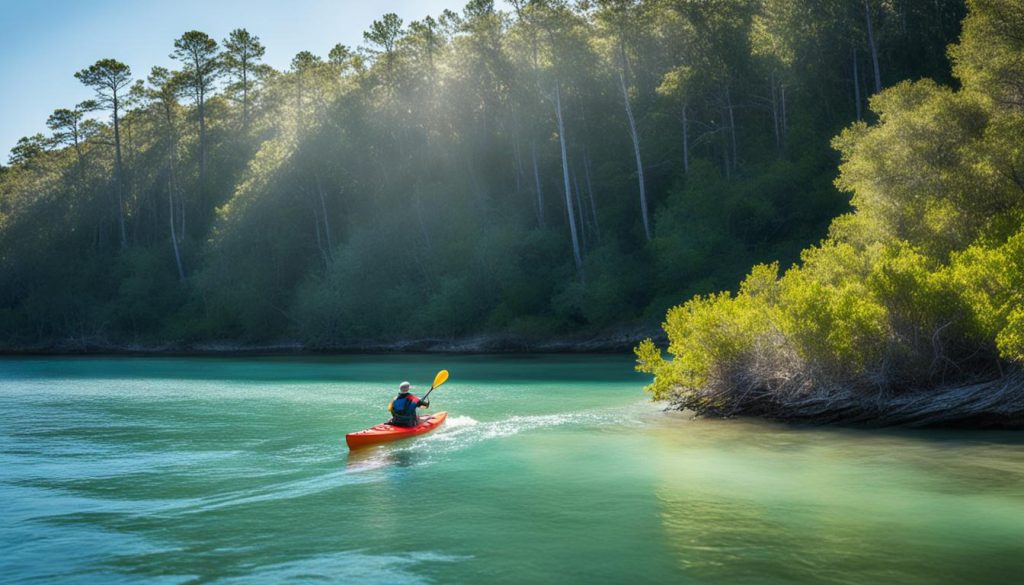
[388, 399, 395, 414]
[417, 396, 430, 409]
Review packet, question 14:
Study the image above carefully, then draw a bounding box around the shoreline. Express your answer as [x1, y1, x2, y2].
[664, 371, 1024, 430]
[0, 329, 664, 357]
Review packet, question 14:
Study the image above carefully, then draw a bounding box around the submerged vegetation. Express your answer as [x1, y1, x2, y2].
[0, 0, 965, 349]
[637, 0, 1024, 427]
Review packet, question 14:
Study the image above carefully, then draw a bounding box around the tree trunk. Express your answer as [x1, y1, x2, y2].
[555, 84, 584, 281]
[179, 181, 186, 242]
[781, 83, 787, 140]
[531, 142, 545, 227]
[583, 147, 600, 241]
[198, 87, 207, 208]
[864, 0, 882, 94]
[572, 165, 587, 250]
[853, 47, 863, 120]
[165, 104, 185, 280]
[311, 205, 328, 267]
[315, 173, 334, 259]
[682, 102, 690, 175]
[113, 92, 127, 248]
[721, 110, 731, 179]
[168, 172, 185, 281]
[618, 68, 651, 242]
[242, 65, 250, 131]
[726, 85, 738, 173]
[73, 131, 84, 180]
[770, 70, 781, 153]
[513, 138, 524, 194]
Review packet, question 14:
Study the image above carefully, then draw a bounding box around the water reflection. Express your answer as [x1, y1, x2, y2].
[345, 443, 418, 472]
[649, 417, 1024, 585]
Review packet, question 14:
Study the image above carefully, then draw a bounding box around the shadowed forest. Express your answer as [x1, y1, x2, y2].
[1, 0, 966, 349]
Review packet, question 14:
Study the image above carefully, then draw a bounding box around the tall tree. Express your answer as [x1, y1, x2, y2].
[555, 83, 584, 280]
[510, 0, 547, 226]
[864, 0, 882, 93]
[407, 16, 443, 83]
[75, 58, 132, 247]
[363, 13, 404, 88]
[534, 0, 589, 279]
[289, 51, 325, 131]
[222, 28, 267, 131]
[657, 66, 695, 174]
[596, 0, 652, 241]
[172, 31, 220, 198]
[145, 66, 187, 280]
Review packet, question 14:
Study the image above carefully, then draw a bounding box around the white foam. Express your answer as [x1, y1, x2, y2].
[443, 415, 479, 429]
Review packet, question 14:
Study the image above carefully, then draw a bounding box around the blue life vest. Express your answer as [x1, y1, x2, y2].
[390, 393, 420, 427]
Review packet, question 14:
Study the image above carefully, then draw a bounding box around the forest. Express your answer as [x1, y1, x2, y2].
[638, 0, 1024, 426]
[0, 0, 966, 350]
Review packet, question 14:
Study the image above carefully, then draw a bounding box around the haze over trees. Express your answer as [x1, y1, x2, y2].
[0, 0, 965, 349]
[637, 0, 1024, 426]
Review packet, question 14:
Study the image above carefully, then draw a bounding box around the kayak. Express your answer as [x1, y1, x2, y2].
[346, 411, 448, 449]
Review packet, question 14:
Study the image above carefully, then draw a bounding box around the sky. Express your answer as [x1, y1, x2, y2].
[0, 0, 471, 159]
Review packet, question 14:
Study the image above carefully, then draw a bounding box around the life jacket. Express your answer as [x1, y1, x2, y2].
[389, 393, 420, 427]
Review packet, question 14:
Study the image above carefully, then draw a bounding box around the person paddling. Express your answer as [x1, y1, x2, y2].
[388, 381, 430, 427]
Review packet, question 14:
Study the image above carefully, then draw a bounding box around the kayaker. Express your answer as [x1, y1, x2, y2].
[388, 381, 430, 427]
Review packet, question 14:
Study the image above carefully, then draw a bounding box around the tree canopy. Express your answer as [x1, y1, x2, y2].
[1, 0, 966, 350]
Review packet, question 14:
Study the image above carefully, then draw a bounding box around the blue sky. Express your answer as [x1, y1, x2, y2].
[0, 0, 471, 159]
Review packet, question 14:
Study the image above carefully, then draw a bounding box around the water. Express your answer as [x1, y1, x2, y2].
[1, 355, 1023, 584]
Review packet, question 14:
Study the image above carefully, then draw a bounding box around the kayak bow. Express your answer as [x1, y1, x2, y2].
[345, 411, 448, 449]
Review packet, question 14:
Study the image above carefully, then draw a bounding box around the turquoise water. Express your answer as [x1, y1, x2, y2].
[1, 355, 1023, 584]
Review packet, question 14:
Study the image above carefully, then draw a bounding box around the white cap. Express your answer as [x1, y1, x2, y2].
[399, 381, 411, 392]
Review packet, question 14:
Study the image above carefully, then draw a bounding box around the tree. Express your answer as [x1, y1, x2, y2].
[534, 0, 590, 280]
[222, 28, 267, 131]
[407, 16, 444, 85]
[46, 100, 96, 172]
[328, 43, 360, 75]
[145, 66, 187, 280]
[596, 0, 652, 241]
[289, 51, 326, 130]
[864, 0, 882, 94]
[7, 134, 47, 166]
[363, 13, 404, 87]
[657, 66, 696, 174]
[172, 31, 220, 197]
[75, 58, 132, 247]
[951, 0, 1024, 109]
[556, 83, 584, 280]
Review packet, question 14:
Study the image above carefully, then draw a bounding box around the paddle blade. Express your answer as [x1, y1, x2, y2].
[432, 369, 449, 389]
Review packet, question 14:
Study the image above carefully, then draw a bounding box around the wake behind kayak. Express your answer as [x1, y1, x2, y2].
[346, 411, 448, 449]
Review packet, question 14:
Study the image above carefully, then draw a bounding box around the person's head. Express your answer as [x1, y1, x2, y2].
[399, 381, 411, 394]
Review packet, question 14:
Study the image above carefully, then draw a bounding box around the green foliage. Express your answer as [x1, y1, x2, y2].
[949, 227, 1024, 361]
[951, 0, 1024, 107]
[0, 0, 968, 349]
[637, 266, 779, 400]
[641, 0, 1024, 406]
[777, 243, 887, 375]
[833, 81, 993, 256]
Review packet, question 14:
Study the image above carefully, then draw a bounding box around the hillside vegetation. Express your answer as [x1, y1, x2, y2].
[0, 1, 964, 349]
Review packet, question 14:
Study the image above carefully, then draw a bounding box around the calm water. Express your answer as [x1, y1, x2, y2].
[1, 355, 1023, 584]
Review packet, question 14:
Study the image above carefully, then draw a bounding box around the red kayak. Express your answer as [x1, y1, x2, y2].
[346, 411, 448, 449]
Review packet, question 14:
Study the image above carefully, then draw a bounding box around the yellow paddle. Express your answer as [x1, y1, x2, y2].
[421, 369, 449, 403]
